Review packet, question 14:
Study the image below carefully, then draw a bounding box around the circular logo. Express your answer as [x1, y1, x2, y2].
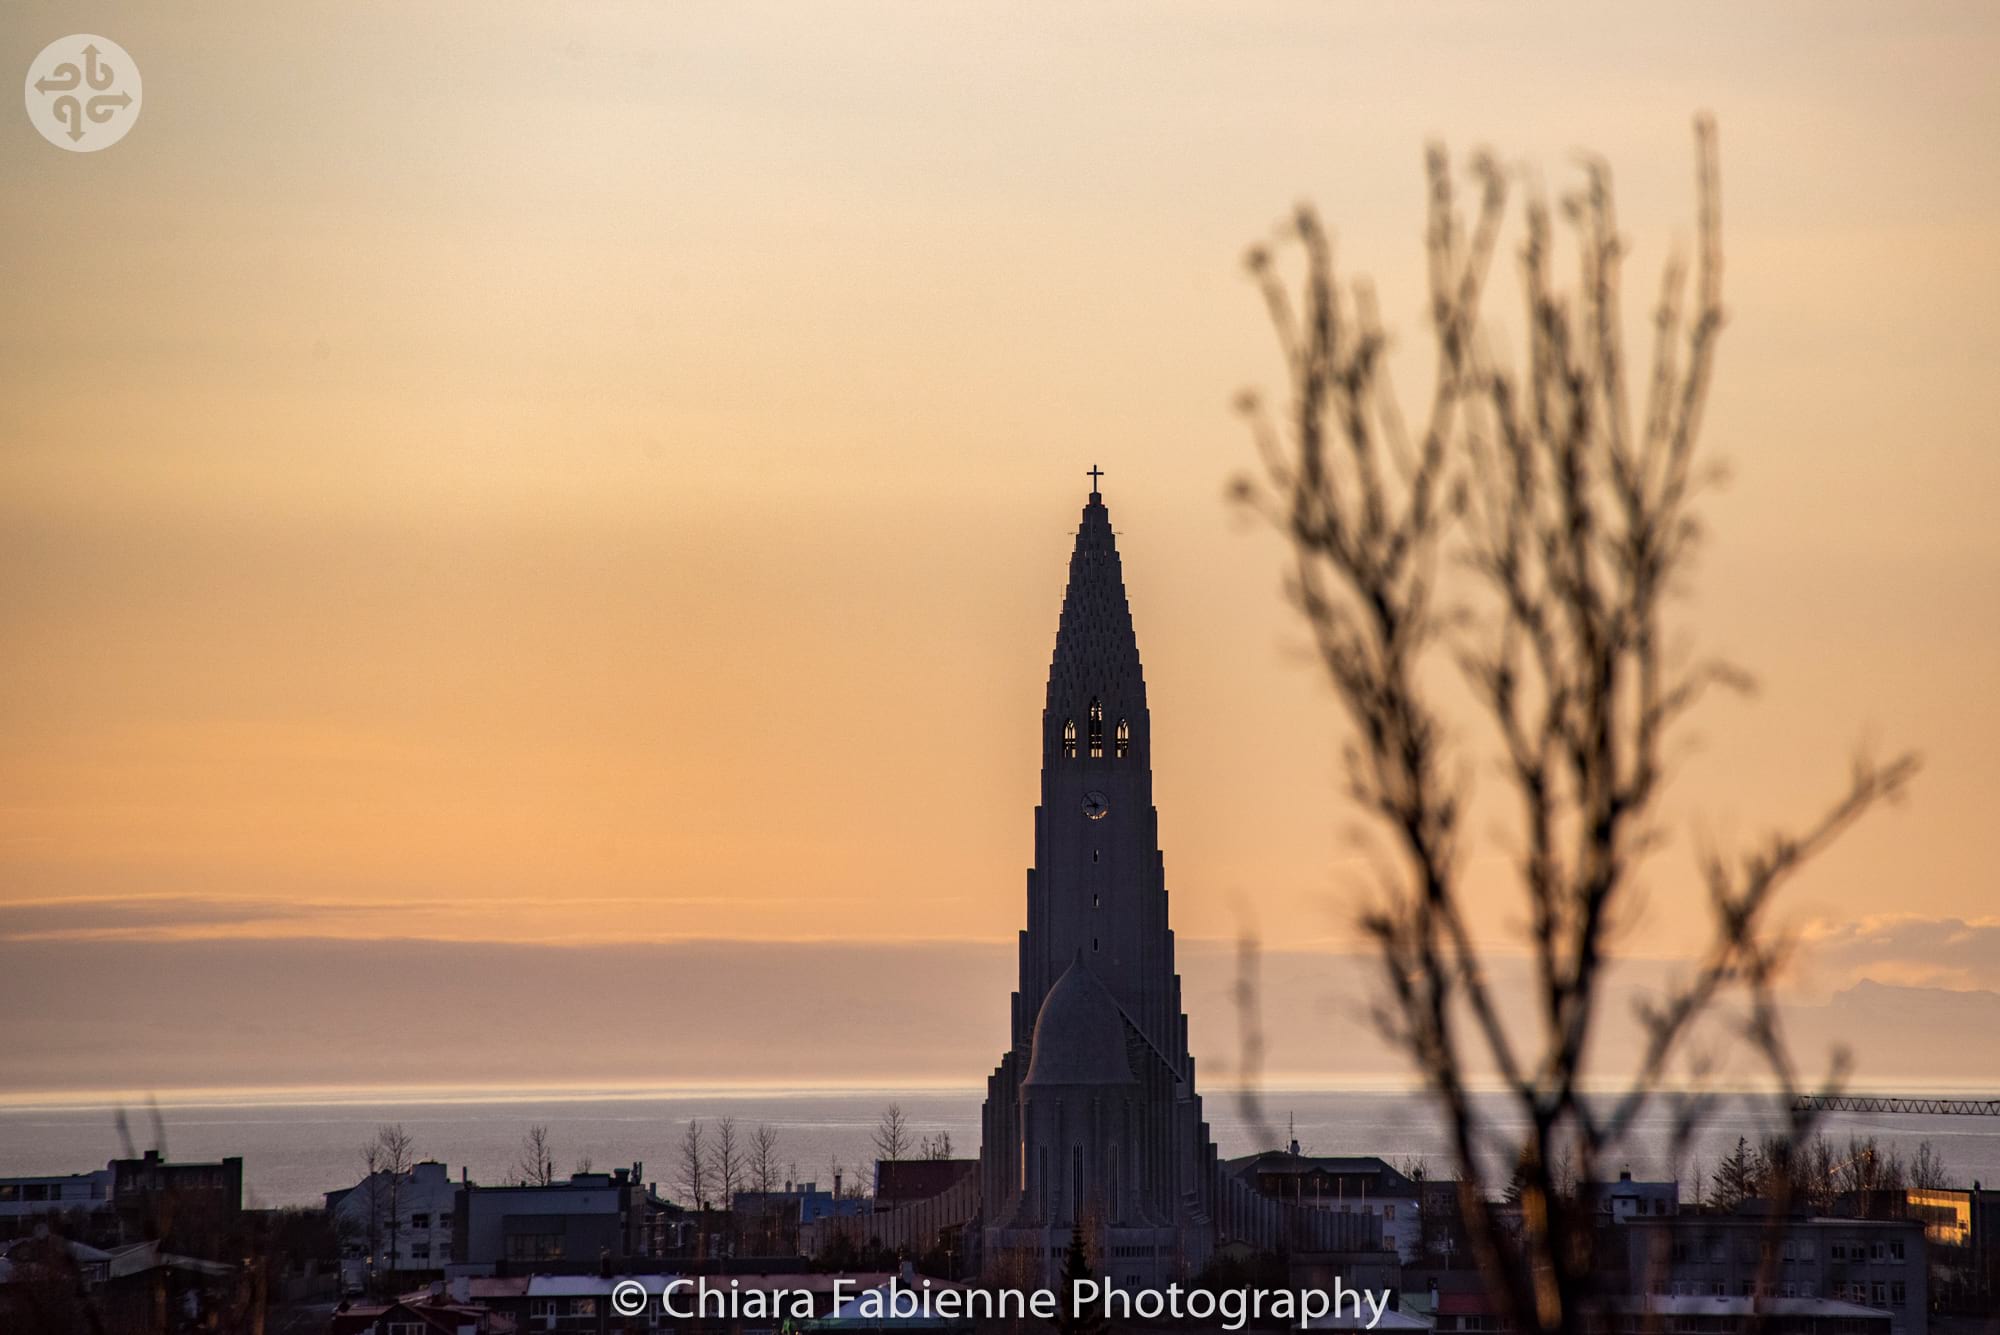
[24, 34, 143, 153]
[610, 1280, 648, 1317]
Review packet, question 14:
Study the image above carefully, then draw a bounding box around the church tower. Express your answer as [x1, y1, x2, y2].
[978, 476, 1220, 1287]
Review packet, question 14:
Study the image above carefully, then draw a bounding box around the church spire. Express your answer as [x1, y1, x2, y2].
[1046, 481, 1146, 767]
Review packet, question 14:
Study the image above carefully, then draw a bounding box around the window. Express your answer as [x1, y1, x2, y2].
[1891, 1281, 1906, 1306]
[1071, 1146, 1084, 1225]
[1062, 719, 1077, 758]
[1114, 719, 1130, 759]
[409, 1243, 429, 1260]
[1087, 699, 1104, 758]
[1889, 1241, 1905, 1262]
[1092, 937, 1099, 952]
[1037, 1146, 1049, 1218]
[411, 1212, 429, 1229]
[1092, 894, 1100, 908]
[506, 1232, 565, 1262]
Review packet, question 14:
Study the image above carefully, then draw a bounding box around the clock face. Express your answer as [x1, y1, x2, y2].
[1082, 790, 1109, 820]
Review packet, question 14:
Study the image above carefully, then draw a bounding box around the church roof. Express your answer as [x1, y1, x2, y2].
[1047, 489, 1145, 715]
[1022, 955, 1136, 1087]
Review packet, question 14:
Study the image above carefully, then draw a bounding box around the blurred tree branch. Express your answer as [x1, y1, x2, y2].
[1235, 116, 1917, 1333]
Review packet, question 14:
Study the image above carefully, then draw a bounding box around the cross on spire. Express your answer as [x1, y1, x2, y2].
[1087, 464, 1104, 494]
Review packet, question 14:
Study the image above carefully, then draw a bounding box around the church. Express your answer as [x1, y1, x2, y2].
[974, 478, 1359, 1288]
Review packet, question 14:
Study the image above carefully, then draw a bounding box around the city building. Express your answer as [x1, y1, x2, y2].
[1225, 1151, 1424, 1261]
[452, 1166, 677, 1272]
[0, 1169, 112, 1226]
[873, 1160, 977, 1211]
[731, 1179, 866, 1228]
[109, 1149, 243, 1226]
[1618, 1214, 1927, 1335]
[1590, 1171, 1680, 1223]
[327, 1160, 462, 1288]
[1588, 1295, 1896, 1334]
[978, 482, 1384, 1289]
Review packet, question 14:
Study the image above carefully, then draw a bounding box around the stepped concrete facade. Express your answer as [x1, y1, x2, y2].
[977, 483, 1373, 1288]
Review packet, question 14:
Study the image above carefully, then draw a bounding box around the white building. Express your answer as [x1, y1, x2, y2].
[0, 1169, 112, 1222]
[326, 1160, 460, 1288]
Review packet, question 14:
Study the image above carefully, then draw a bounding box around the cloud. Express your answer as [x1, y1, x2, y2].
[0, 893, 887, 945]
[1800, 915, 2000, 992]
[0, 896, 327, 940]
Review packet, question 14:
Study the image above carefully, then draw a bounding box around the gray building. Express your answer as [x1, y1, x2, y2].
[452, 1167, 675, 1271]
[1619, 1214, 1926, 1335]
[978, 482, 1375, 1289]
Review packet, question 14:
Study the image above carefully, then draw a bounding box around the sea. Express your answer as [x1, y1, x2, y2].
[2, 1086, 1996, 1210]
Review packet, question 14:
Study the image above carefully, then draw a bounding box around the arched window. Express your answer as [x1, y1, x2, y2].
[1114, 719, 1130, 759]
[1087, 698, 1104, 758]
[1071, 1146, 1085, 1225]
[1062, 719, 1077, 758]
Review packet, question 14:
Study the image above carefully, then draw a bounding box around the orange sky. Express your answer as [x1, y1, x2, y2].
[3, 1, 1997, 1002]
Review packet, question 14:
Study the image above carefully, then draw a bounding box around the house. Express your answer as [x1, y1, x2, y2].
[329, 1291, 514, 1334]
[1588, 1171, 1679, 1222]
[731, 1179, 867, 1227]
[1225, 1149, 1425, 1262]
[328, 1160, 463, 1289]
[0, 1233, 236, 1332]
[0, 1168, 113, 1225]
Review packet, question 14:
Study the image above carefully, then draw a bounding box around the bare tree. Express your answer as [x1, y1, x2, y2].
[1910, 1140, 1950, 1193]
[873, 1103, 910, 1166]
[921, 1130, 955, 1161]
[516, 1124, 556, 1187]
[677, 1120, 709, 1210]
[750, 1124, 781, 1196]
[714, 1116, 742, 1212]
[360, 1124, 415, 1284]
[1235, 117, 1916, 1332]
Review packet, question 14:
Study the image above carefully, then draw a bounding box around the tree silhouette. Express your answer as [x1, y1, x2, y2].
[1235, 116, 1917, 1333]
[1056, 1224, 1108, 1335]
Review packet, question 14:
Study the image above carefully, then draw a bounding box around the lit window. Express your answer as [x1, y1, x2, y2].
[1088, 699, 1104, 758]
[1062, 720, 1077, 758]
[1115, 719, 1130, 758]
